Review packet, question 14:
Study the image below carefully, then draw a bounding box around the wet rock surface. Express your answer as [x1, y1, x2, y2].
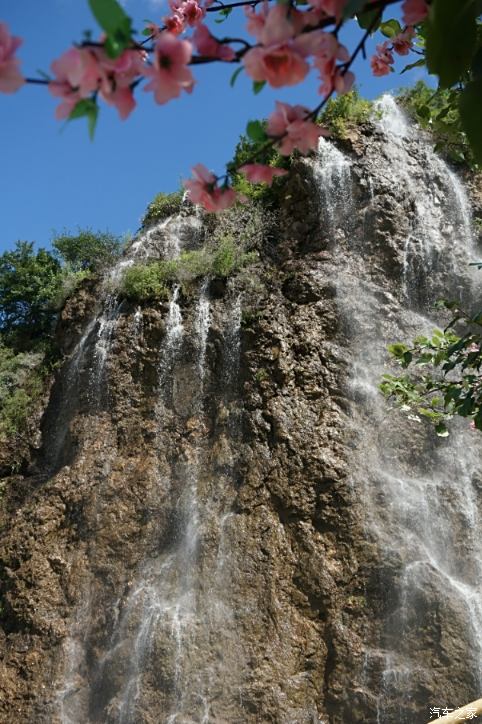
[1, 105, 481, 724]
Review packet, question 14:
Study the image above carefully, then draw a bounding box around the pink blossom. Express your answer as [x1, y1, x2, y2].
[370, 42, 394, 77]
[258, 5, 304, 46]
[467, 343, 480, 353]
[310, 0, 347, 20]
[184, 164, 238, 212]
[402, 0, 428, 26]
[334, 68, 354, 94]
[49, 48, 98, 119]
[163, 14, 185, 35]
[245, 4, 268, 42]
[302, 8, 329, 29]
[179, 0, 205, 27]
[311, 32, 350, 95]
[392, 27, 415, 56]
[267, 101, 327, 155]
[193, 24, 235, 61]
[309, 31, 349, 62]
[0, 22, 24, 94]
[143, 32, 194, 105]
[239, 164, 288, 184]
[469, 420, 477, 431]
[96, 48, 145, 119]
[243, 41, 309, 88]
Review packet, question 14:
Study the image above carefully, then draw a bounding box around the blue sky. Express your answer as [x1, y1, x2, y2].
[0, 1, 426, 253]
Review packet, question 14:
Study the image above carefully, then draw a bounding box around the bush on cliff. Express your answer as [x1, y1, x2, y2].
[52, 228, 124, 272]
[320, 90, 373, 138]
[0, 231, 125, 347]
[397, 81, 476, 168]
[229, 130, 289, 204]
[0, 342, 46, 446]
[141, 191, 184, 228]
[121, 235, 257, 301]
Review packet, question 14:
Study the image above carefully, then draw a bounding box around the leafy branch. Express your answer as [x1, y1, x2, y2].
[380, 300, 482, 436]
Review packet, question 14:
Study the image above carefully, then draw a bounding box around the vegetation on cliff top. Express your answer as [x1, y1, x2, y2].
[141, 191, 184, 228]
[319, 89, 373, 139]
[140, 83, 477, 226]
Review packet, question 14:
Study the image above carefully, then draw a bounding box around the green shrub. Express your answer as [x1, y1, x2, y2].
[212, 235, 257, 277]
[52, 269, 93, 309]
[396, 81, 475, 167]
[320, 90, 373, 138]
[141, 191, 184, 227]
[0, 343, 45, 442]
[52, 229, 124, 272]
[120, 235, 258, 301]
[122, 263, 171, 302]
[229, 130, 290, 203]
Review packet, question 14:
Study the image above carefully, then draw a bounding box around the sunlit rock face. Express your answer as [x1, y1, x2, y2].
[0, 97, 481, 724]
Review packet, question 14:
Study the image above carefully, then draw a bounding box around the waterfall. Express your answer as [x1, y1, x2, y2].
[90, 287, 243, 724]
[370, 94, 477, 305]
[7, 91, 482, 724]
[54, 203, 246, 722]
[314, 95, 482, 721]
[314, 136, 353, 236]
[194, 281, 210, 387]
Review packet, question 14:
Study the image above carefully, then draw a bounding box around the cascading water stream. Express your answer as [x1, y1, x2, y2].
[314, 137, 353, 236]
[314, 95, 482, 721]
[54, 204, 245, 722]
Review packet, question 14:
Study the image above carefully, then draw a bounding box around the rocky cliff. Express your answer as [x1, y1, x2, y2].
[0, 97, 481, 724]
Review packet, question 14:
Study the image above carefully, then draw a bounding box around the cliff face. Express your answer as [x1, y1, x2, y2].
[0, 98, 481, 724]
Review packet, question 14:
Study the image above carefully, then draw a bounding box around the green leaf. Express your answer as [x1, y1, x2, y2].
[230, 67, 244, 88]
[356, 8, 381, 32]
[214, 7, 232, 22]
[246, 120, 267, 143]
[417, 105, 431, 120]
[435, 422, 449, 437]
[252, 80, 266, 95]
[68, 99, 99, 140]
[426, 0, 478, 88]
[459, 78, 482, 164]
[343, 0, 367, 18]
[471, 45, 482, 79]
[88, 0, 133, 58]
[402, 351, 413, 368]
[388, 342, 410, 359]
[400, 59, 426, 75]
[380, 19, 402, 38]
[474, 407, 482, 431]
[458, 394, 475, 416]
